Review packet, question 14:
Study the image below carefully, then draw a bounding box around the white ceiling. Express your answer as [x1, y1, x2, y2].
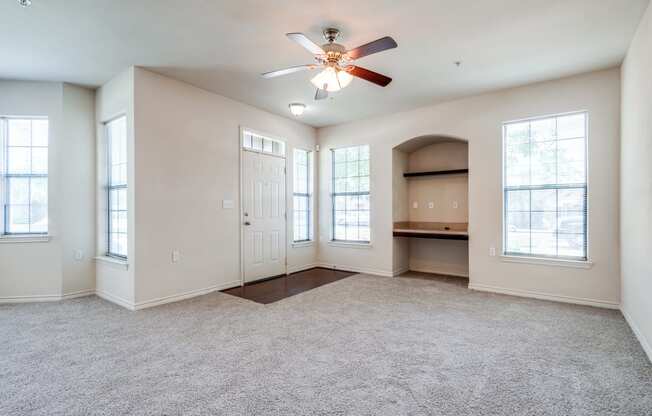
[0, 0, 648, 127]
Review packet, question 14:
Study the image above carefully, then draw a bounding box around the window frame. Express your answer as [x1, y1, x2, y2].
[292, 147, 313, 243]
[330, 144, 371, 245]
[501, 110, 589, 262]
[105, 116, 128, 260]
[0, 116, 49, 236]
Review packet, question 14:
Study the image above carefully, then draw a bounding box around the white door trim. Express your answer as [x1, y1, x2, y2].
[239, 126, 288, 286]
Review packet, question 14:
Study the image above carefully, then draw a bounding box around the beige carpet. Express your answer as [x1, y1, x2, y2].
[1, 273, 651, 415]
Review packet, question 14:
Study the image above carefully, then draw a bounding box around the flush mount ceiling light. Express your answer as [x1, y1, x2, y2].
[18, 0, 32, 6]
[288, 103, 306, 116]
[261, 28, 398, 101]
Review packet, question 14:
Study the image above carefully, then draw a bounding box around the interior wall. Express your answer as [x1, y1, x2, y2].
[620, 2, 652, 360]
[95, 67, 136, 306]
[60, 84, 96, 295]
[132, 68, 317, 306]
[318, 68, 621, 308]
[406, 141, 469, 223]
[392, 149, 409, 274]
[404, 140, 469, 277]
[0, 81, 96, 300]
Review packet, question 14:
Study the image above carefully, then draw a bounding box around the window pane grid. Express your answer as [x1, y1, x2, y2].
[293, 149, 312, 242]
[332, 145, 370, 243]
[106, 117, 128, 258]
[503, 112, 587, 260]
[2, 118, 48, 234]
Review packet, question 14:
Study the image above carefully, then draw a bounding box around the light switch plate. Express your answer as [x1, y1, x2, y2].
[172, 250, 180, 263]
[222, 199, 234, 209]
[452, 201, 459, 209]
[428, 202, 434, 209]
[412, 201, 418, 209]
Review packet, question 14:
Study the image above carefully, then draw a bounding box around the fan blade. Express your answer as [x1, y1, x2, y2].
[261, 64, 317, 78]
[348, 66, 392, 87]
[286, 33, 325, 55]
[347, 36, 397, 60]
[315, 84, 329, 100]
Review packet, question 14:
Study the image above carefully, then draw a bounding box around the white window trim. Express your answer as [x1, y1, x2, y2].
[329, 144, 372, 245]
[292, 147, 314, 244]
[105, 115, 128, 260]
[0, 234, 51, 244]
[500, 254, 593, 269]
[501, 110, 590, 264]
[94, 255, 129, 270]
[0, 116, 49, 236]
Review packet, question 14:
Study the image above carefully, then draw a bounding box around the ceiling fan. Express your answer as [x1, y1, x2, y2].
[262, 28, 397, 100]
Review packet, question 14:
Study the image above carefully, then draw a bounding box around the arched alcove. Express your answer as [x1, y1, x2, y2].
[392, 135, 470, 280]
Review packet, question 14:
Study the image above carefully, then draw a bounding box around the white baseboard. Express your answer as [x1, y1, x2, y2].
[469, 282, 620, 310]
[392, 267, 410, 277]
[0, 294, 63, 303]
[96, 290, 136, 310]
[621, 307, 652, 364]
[407, 267, 469, 278]
[61, 289, 95, 300]
[287, 262, 320, 274]
[1, 288, 95, 304]
[133, 280, 241, 310]
[315, 262, 393, 277]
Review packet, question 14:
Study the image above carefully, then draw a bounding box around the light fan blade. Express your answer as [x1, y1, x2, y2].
[286, 33, 325, 55]
[347, 36, 397, 60]
[261, 64, 317, 78]
[315, 84, 328, 100]
[348, 66, 392, 87]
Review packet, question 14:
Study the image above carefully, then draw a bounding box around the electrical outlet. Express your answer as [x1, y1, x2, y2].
[428, 201, 434, 209]
[172, 250, 180, 263]
[489, 246, 496, 257]
[412, 201, 418, 209]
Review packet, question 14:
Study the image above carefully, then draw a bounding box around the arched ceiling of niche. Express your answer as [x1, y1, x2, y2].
[394, 135, 467, 153]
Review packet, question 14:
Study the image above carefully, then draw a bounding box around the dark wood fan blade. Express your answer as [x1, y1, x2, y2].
[347, 36, 397, 60]
[348, 66, 392, 87]
[286, 33, 325, 55]
[261, 64, 316, 78]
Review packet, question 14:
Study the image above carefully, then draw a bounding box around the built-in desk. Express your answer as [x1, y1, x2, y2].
[393, 222, 469, 240]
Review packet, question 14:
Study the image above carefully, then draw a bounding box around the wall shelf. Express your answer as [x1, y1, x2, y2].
[403, 169, 468, 178]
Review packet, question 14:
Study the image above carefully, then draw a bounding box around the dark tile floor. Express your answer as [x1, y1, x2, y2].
[222, 267, 356, 304]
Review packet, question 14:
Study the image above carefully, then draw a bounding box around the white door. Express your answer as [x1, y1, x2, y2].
[242, 150, 286, 282]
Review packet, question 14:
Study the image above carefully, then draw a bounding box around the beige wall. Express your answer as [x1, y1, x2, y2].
[403, 141, 469, 276]
[318, 68, 621, 308]
[132, 68, 317, 306]
[95, 68, 136, 306]
[0, 81, 95, 301]
[620, 3, 652, 360]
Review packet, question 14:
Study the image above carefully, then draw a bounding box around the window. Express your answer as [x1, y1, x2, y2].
[0, 117, 48, 235]
[106, 116, 128, 258]
[503, 112, 588, 260]
[332, 145, 370, 243]
[242, 130, 285, 157]
[293, 148, 313, 242]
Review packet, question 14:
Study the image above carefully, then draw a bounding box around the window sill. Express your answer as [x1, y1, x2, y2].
[328, 240, 373, 249]
[0, 234, 51, 244]
[292, 240, 314, 248]
[500, 255, 593, 269]
[94, 256, 129, 270]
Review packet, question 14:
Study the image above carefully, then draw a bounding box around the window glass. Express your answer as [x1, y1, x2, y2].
[503, 112, 587, 260]
[106, 116, 128, 258]
[293, 148, 312, 242]
[331, 145, 370, 243]
[1, 118, 49, 234]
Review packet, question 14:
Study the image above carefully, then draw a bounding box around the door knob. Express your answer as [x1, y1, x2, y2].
[244, 221, 251, 226]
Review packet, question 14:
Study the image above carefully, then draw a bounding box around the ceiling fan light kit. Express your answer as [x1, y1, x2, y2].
[288, 103, 306, 116]
[262, 28, 397, 101]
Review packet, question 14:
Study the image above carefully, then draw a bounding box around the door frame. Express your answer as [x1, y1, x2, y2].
[239, 126, 288, 286]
